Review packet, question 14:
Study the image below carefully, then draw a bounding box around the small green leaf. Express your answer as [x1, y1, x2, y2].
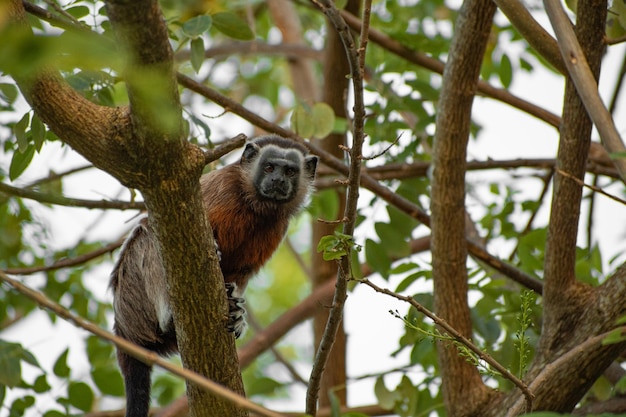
[212, 12, 254, 40]
[499, 53, 513, 88]
[602, 328, 626, 345]
[182, 15, 212, 38]
[0, 340, 25, 387]
[14, 112, 30, 152]
[68, 381, 94, 411]
[311, 102, 335, 138]
[290, 104, 314, 138]
[53, 348, 70, 378]
[92, 368, 124, 396]
[9, 144, 36, 181]
[190, 37, 205, 73]
[33, 374, 51, 393]
[0, 83, 19, 104]
[66, 6, 90, 19]
[374, 377, 397, 409]
[31, 114, 45, 151]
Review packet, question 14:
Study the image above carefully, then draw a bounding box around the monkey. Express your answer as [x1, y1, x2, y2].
[109, 135, 318, 417]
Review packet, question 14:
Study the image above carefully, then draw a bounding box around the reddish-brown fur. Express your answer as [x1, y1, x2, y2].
[110, 136, 317, 417]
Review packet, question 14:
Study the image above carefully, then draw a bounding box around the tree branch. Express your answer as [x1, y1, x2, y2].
[544, 0, 626, 182]
[305, 0, 367, 414]
[339, 10, 562, 129]
[541, 0, 607, 360]
[0, 181, 145, 210]
[493, 0, 566, 74]
[430, 0, 499, 413]
[0, 271, 285, 417]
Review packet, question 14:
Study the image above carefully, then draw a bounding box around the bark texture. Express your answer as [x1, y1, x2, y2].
[430, 0, 498, 415]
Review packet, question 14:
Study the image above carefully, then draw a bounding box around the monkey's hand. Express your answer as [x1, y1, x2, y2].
[225, 282, 247, 338]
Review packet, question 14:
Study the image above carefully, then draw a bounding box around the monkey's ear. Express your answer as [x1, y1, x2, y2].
[305, 156, 318, 178]
[241, 143, 260, 163]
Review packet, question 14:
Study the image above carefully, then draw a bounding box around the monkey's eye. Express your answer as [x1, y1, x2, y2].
[285, 167, 297, 177]
[264, 164, 274, 173]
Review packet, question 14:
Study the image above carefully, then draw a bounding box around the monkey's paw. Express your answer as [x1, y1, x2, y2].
[225, 282, 247, 338]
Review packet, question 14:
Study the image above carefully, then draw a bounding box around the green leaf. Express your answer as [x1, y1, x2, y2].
[182, 15, 212, 38]
[43, 412, 66, 417]
[374, 377, 397, 410]
[9, 144, 36, 181]
[365, 239, 391, 276]
[212, 12, 254, 40]
[602, 328, 626, 345]
[53, 348, 70, 378]
[91, 368, 124, 396]
[66, 6, 90, 19]
[0, 340, 26, 387]
[190, 37, 205, 73]
[244, 375, 283, 397]
[309, 189, 340, 221]
[68, 381, 94, 412]
[311, 102, 335, 138]
[499, 53, 513, 88]
[31, 114, 45, 151]
[290, 104, 314, 138]
[14, 112, 30, 152]
[33, 374, 51, 393]
[0, 83, 19, 104]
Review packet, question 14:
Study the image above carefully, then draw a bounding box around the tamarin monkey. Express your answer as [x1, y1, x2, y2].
[109, 135, 318, 417]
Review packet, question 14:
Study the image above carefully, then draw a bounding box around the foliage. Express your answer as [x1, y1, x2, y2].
[1, 0, 626, 416]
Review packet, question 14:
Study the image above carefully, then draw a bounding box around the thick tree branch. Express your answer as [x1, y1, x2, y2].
[430, 0, 498, 414]
[545, 0, 626, 182]
[493, 0, 566, 74]
[541, 0, 606, 360]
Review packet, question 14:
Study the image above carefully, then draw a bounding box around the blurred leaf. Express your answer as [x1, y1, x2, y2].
[190, 37, 205, 73]
[183, 15, 212, 38]
[53, 348, 70, 378]
[14, 113, 29, 152]
[31, 114, 45, 151]
[67, 381, 94, 412]
[311, 102, 335, 138]
[91, 368, 124, 397]
[212, 12, 254, 40]
[499, 53, 513, 88]
[0, 83, 19, 104]
[9, 144, 35, 181]
[66, 6, 90, 19]
[290, 104, 314, 138]
[0, 340, 29, 387]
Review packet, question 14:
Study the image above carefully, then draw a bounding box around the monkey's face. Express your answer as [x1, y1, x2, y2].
[255, 153, 301, 202]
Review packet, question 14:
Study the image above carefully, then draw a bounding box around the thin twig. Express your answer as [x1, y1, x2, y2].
[556, 168, 626, 206]
[0, 181, 145, 210]
[0, 271, 287, 417]
[305, 0, 367, 413]
[204, 133, 247, 165]
[359, 278, 535, 409]
[2, 237, 125, 275]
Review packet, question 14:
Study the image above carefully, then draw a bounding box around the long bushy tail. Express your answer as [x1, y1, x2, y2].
[118, 350, 152, 417]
